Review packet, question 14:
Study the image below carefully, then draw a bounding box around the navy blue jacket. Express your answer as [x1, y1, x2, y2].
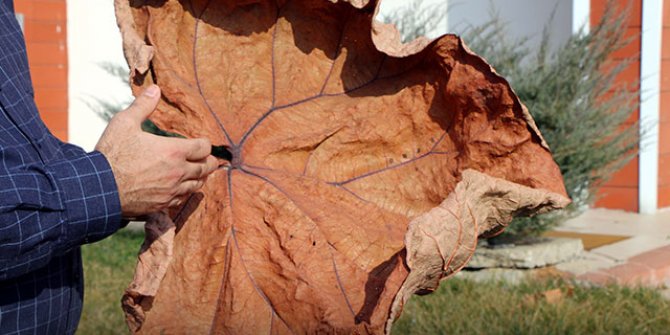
[0, 0, 123, 333]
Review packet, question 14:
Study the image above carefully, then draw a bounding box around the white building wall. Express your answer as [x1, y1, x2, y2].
[447, 0, 575, 55]
[67, 0, 131, 152]
[639, 0, 665, 213]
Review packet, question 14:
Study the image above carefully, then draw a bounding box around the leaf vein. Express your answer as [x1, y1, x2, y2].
[193, 0, 234, 145]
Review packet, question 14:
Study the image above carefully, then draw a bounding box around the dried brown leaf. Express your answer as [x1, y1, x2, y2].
[542, 288, 564, 305]
[115, 0, 569, 333]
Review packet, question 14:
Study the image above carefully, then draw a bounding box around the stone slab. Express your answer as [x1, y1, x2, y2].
[457, 268, 531, 285]
[467, 237, 584, 269]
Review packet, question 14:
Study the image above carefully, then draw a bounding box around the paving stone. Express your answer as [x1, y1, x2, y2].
[549, 209, 670, 288]
[629, 245, 670, 268]
[591, 236, 670, 262]
[603, 262, 656, 286]
[577, 271, 618, 286]
[578, 260, 670, 287]
[467, 237, 584, 269]
[558, 209, 670, 239]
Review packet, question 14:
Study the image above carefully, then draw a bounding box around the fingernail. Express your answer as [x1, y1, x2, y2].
[144, 85, 159, 97]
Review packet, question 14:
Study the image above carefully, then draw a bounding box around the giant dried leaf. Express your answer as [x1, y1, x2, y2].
[115, 0, 569, 334]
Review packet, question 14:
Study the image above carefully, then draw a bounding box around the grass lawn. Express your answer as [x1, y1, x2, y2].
[78, 230, 670, 334]
[79, 229, 144, 335]
[393, 278, 670, 334]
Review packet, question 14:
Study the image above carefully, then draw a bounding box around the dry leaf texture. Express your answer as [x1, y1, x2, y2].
[115, 0, 569, 333]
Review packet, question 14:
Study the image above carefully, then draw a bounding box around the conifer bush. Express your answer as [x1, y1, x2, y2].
[383, 1, 639, 240]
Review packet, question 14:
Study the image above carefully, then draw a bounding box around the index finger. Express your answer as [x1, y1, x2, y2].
[182, 155, 219, 181]
[176, 137, 211, 161]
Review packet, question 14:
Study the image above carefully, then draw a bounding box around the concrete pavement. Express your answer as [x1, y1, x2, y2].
[554, 209, 670, 287]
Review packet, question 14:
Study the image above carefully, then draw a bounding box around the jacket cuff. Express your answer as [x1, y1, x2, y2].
[48, 151, 123, 248]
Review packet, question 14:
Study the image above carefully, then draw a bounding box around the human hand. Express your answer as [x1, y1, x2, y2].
[95, 85, 219, 217]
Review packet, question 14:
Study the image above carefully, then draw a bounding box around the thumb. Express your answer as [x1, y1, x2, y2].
[124, 85, 161, 125]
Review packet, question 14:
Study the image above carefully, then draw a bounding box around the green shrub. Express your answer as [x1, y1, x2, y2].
[382, 1, 639, 240]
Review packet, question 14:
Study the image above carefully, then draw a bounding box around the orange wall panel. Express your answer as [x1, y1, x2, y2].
[662, 59, 670, 91]
[661, 91, 670, 123]
[34, 88, 68, 110]
[29, 65, 67, 88]
[592, 0, 643, 211]
[14, 0, 68, 141]
[663, 28, 670, 59]
[660, 9, 670, 210]
[660, 122, 670, 155]
[21, 1, 65, 21]
[612, 60, 641, 85]
[659, 186, 670, 208]
[659, 153, 670, 186]
[611, 27, 642, 59]
[40, 110, 67, 131]
[591, 0, 642, 27]
[22, 21, 64, 43]
[595, 186, 639, 212]
[606, 156, 639, 187]
[24, 42, 66, 66]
